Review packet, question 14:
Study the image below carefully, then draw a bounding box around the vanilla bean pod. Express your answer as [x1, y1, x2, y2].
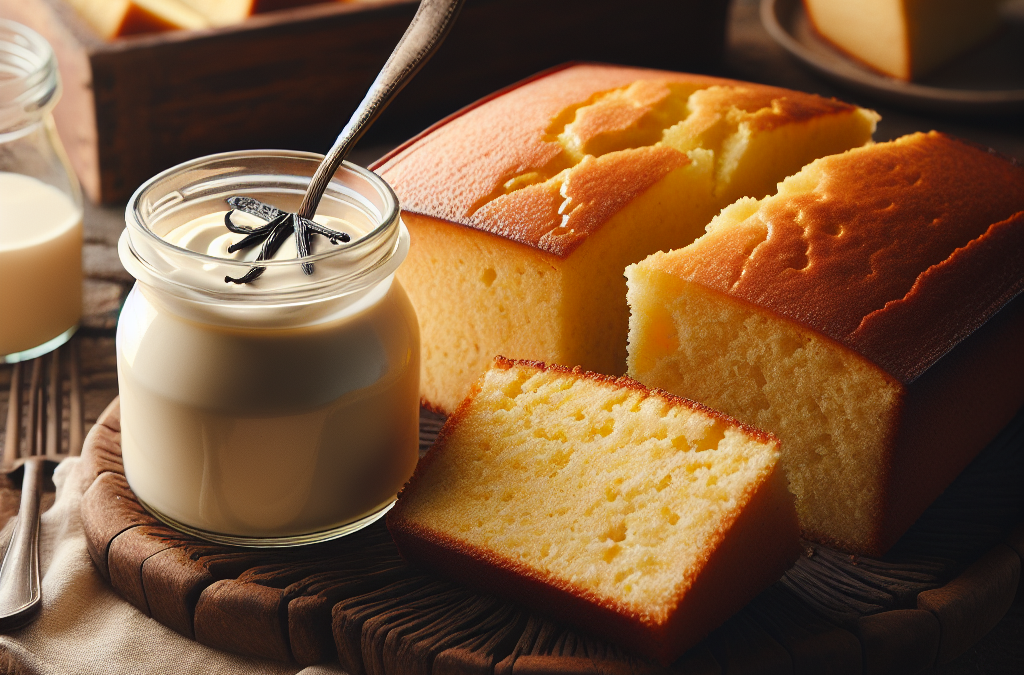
[221, 197, 351, 284]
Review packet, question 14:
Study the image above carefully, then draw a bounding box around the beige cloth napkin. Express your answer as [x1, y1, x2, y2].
[0, 455, 348, 675]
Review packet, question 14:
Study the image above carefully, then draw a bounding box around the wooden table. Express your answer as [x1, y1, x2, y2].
[1, 0, 1021, 671]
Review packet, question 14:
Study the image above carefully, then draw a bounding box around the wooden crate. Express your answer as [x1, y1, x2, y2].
[0, 0, 728, 203]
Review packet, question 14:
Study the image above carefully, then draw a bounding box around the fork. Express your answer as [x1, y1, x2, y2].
[0, 342, 83, 630]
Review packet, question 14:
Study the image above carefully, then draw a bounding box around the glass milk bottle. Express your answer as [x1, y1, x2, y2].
[0, 19, 83, 363]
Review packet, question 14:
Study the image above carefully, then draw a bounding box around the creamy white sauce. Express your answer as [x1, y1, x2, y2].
[157, 209, 362, 293]
[0, 172, 82, 356]
[116, 207, 420, 539]
[163, 209, 353, 261]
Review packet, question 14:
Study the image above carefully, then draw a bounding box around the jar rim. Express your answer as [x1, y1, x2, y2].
[0, 19, 58, 120]
[122, 149, 406, 305]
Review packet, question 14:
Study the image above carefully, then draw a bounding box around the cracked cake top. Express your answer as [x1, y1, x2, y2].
[642, 131, 1024, 383]
[375, 63, 873, 258]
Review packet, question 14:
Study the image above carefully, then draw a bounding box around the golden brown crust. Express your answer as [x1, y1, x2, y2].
[877, 294, 1024, 555]
[652, 462, 800, 661]
[851, 211, 1024, 382]
[471, 146, 693, 258]
[654, 132, 1024, 383]
[377, 63, 863, 259]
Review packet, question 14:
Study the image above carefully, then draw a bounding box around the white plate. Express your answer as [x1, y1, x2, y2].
[761, 0, 1024, 116]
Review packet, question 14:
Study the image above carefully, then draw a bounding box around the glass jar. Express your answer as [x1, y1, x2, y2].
[0, 19, 83, 363]
[117, 150, 420, 546]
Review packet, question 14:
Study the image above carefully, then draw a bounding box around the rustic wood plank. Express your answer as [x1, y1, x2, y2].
[219, 532, 412, 663]
[362, 586, 477, 675]
[289, 562, 412, 665]
[0, 0, 103, 199]
[80, 470, 157, 580]
[510, 656, 662, 675]
[496, 616, 664, 675]
[194, 578, 291, 662]
[106, 524, 181, 616]
[191, 549, 283, 580]
[746, 586, 862, 675]
[917, 543, 1021, 665]
[431, 604, 529, 675]
[495, 616, 559, 675]
[76, 415, 123, 486]
[141, 541, 218, 639]
[434, 648, 500, 675]
[331, 578, 451, 675]
[704, 612, 792, 675]
[382, 594, 517, 675]
[798, 546, 941, 609]
[855, 609, 939, 675]
[376, 593, 496, 675]
[75, 396, 122, 490]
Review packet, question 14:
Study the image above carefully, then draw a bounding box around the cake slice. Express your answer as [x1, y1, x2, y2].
[803, 0, 1004, 81]
[375, 63, 879, 413]
[626, 131, 1024, 555]
[387, 357, 800, 666]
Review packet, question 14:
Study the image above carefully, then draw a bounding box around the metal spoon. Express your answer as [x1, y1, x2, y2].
[298, 0, 466, 219]
[0, 345, 83, 631]
[223, 0, 466, 284]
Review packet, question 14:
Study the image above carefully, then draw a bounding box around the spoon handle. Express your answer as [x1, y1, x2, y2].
[0, 457, 43, 631]
[297, 0, 466, 219]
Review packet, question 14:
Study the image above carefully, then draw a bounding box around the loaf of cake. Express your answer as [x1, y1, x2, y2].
[626, 131, 1024, 555]
[803, 0, 1004, 81]
[64, 0, 333, 38]
[375, 63, 879, 413]
[387, 357, 800, 666]
[176, 0, 336, 27]
[64, 0, 208, 39]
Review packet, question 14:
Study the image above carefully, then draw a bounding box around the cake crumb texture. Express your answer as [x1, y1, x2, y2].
[388, 358, 800, 664]
[627, 131, 1024, 554]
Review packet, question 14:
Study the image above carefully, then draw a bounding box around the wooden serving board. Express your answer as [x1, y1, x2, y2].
[80, 399, 1024, 674]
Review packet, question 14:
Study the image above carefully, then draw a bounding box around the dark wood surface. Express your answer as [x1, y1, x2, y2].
[1, 0, 1022, 670]
[77, 400, 1023, 673]
[0, 0, 729, 203]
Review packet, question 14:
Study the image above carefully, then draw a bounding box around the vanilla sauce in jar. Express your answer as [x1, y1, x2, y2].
[117, 151, 419, 546]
